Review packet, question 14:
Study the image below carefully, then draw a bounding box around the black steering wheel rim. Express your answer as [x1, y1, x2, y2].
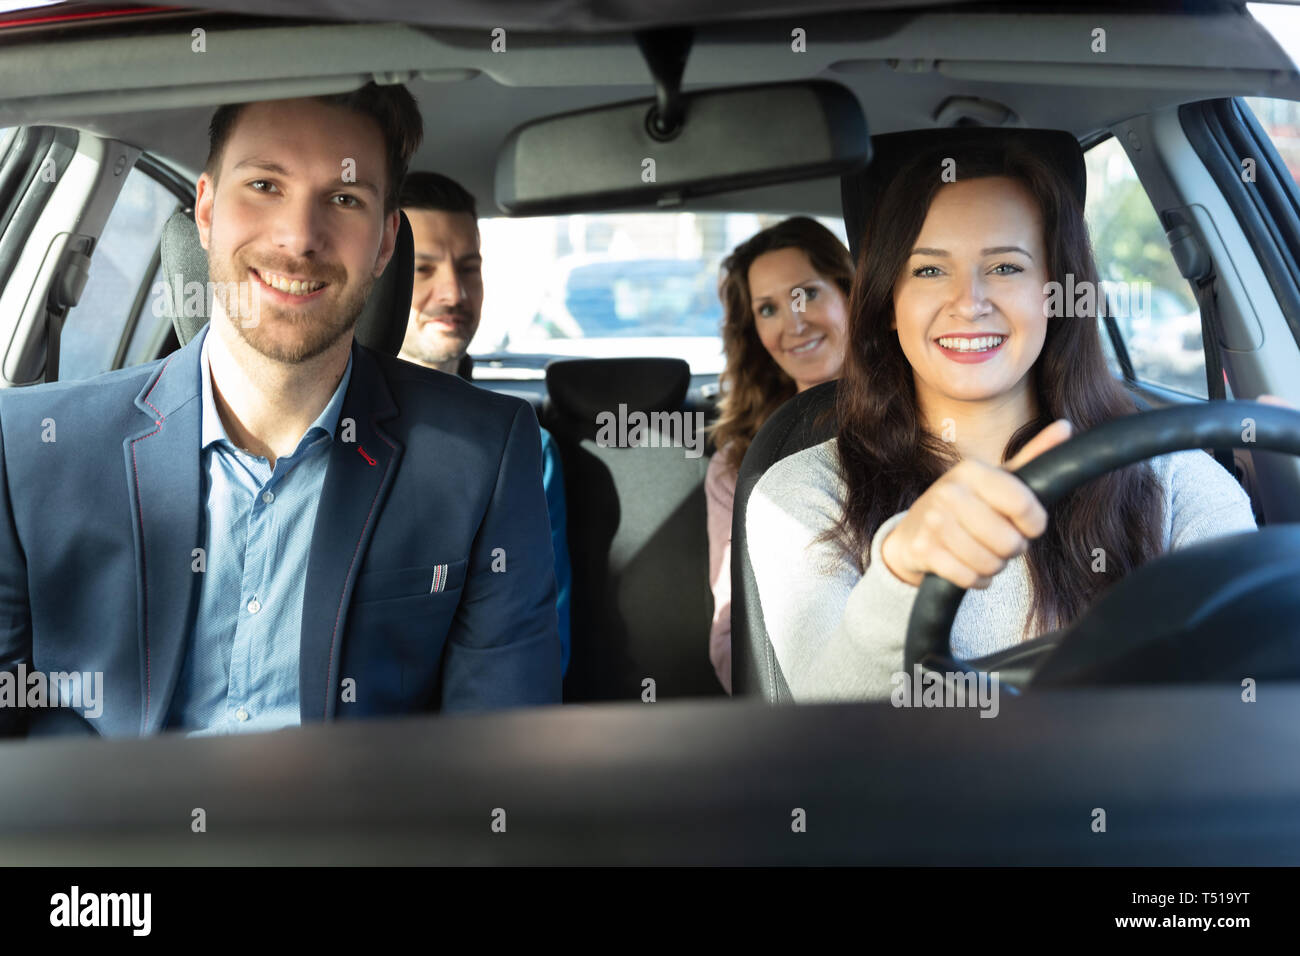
[903, 400, 1300, 683]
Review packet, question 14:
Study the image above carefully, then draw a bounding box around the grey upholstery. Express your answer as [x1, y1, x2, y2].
[542, 357, 722, 701]
[159, 209, 414, 356]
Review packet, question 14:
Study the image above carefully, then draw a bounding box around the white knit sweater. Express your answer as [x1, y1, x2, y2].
[746, 439, 1258, 701]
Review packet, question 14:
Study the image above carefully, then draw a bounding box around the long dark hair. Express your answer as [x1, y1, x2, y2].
[711, 216, 853, 469]
[832, 142, 1164, 637]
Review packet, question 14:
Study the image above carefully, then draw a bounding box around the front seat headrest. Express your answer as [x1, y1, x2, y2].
[732, 379, 839, 700]
[546, 357, 691, 438]
[159, 208, 414, 356]
[840, 127, 1086, 263]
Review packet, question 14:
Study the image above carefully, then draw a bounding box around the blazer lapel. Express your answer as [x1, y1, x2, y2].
[124, 325, 206, 734]
[299, 340, 403, 723]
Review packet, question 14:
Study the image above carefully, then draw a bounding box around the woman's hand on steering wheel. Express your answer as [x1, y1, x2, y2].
[881, 419, 1074, 589]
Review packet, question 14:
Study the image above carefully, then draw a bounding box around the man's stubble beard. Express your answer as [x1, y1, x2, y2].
[209, 249, 375, 365]
[399, 314, 473, 368]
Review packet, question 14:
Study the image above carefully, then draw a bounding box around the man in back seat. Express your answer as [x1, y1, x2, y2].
[397, 172, 572, 676]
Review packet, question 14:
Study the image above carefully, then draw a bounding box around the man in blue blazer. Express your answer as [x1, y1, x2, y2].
[0, 84, 561, 738]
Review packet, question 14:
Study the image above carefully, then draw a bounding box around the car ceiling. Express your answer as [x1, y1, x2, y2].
[49, 0, 1263, 33]
[0, 3, 1296, 219]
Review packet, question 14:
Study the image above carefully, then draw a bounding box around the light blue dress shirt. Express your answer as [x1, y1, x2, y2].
[165, 333, 352, 735]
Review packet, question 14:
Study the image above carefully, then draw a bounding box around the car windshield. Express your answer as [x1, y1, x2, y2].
[474, 211, 848, 376]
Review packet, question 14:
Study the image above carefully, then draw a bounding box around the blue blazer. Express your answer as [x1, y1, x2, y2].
[0, 325, 561, 737]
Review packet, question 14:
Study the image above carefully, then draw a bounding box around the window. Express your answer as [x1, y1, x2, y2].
[1242, 96, 1300, 187]
[1085, 136, 1207, 398]
[121, 260, 174, 366]
[58, 166, 178, 381]
[474, 212, 848, 376]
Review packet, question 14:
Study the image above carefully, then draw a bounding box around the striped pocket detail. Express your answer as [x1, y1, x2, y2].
[430, 564, 449, 593]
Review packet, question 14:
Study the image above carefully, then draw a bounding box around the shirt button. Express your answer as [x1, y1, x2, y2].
[262, 490, 274, 504]
[235, 707, 249, 722]
[247, 598, 261, 614]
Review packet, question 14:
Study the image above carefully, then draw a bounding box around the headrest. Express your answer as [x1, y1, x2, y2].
[546, 357, 691, 428]
[739, 379, 839, 479]
[159, 209, 414, 356]
[840, 127, 1086, 263]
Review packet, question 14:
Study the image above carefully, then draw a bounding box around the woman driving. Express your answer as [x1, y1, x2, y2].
[746, 141, 1262, 701]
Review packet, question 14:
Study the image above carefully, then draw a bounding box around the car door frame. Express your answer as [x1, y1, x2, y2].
[1095, 97, 1300, 525]
[0, 126, 144, 387]
[107, 151, 196, 372]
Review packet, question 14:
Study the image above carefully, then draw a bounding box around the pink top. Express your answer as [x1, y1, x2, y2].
[705, 445, 738, 694]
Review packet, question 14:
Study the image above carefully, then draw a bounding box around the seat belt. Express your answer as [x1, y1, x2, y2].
[1169, 221, 1236, 475]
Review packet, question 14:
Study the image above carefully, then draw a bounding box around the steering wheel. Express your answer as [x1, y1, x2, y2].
[903, 400, 1300, 692]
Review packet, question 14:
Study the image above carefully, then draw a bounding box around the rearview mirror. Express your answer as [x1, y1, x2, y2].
[495, 80, 870, 216]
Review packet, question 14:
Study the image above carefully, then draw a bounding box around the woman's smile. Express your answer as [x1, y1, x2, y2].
[933, 332, 1008, 364]
[786, 334, 826, 355]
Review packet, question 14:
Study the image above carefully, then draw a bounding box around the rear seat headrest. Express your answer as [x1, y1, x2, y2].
[159, 208, 414, 356]
[840, 127, 1086, 263]
[546, 357, 691, 426]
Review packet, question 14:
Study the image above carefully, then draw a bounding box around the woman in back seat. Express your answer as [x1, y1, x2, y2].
[706, 218, 853, 693]
[746, 142, 1261, 701]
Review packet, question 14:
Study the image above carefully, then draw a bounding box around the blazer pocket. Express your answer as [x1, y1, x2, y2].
[351, 559, 468, 605]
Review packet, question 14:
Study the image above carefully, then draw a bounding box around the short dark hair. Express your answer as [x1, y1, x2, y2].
[205, 82, 423, 214]
[399, 171, 478, 220]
